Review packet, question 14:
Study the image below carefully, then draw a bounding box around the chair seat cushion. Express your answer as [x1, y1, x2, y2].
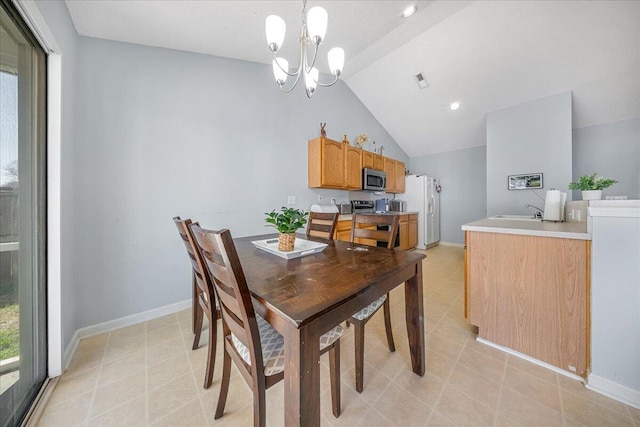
[232, 315, 343, 376]
[351, 294, 387, 321]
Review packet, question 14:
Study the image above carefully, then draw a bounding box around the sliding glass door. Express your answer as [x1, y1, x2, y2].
[0, 0, 47, 425]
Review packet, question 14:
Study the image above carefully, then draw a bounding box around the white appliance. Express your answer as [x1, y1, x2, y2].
[404, 175, 440, 249]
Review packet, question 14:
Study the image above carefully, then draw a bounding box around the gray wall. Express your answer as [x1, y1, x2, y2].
[408, 117, 639, 246]
[409, 145, 487, 245]
[573, 118, 640, 200]
[33, 0, 80, 359]
[486, 91, 573, 216]
[68, 37, 406, 332]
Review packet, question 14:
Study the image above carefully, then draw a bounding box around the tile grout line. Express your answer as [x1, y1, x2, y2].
[85, 332, 110, 424]
[144, 318, 149, 426]
[492, 352, 509, 427]
[557, 373, 568, 427]
[422, 324, 469, 426]
[148, 313, 202, 426]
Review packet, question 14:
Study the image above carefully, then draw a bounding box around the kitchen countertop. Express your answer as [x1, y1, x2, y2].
[462, 217, 591, 240]
[588, 199, 640, 207]
[338, 212, 418, 221]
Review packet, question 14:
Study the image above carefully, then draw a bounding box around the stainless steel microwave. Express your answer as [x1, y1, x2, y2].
[363, 168, 386, 191]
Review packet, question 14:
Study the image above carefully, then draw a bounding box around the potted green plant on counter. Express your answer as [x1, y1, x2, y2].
[568, 173, 618, 200]
[265, 207, 308, 252]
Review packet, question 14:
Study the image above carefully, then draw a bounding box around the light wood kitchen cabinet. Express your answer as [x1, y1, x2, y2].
[383, 158, 396, 193]
[383, 158, 406, 194]
[398, 213, 418, 250]
[339, 214, 417, 250]
[395, 161, 405, 193]
[408, 214, 417, 248]
[362, 151, 374, 169]
[335, 218, 385, 247]
[373, 154, 384, 171]
[343, 145, 362, 190]
[308, 137, 344, 188]
[465, 231, 590, 377]
[363, 151, 384, 171]
[308, 137, 362, 190]
[309, 137, 404, 192]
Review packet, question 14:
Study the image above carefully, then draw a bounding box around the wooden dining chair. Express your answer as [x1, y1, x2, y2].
[189, 224, 344, 427]
[173, 217, 218, 389]
[306, 211, 339, 239]
[349, 213, 400, 393]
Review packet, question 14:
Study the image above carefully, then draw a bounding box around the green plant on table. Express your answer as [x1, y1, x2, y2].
[265, 207, 308, 234]
[568, 173, 618, 191]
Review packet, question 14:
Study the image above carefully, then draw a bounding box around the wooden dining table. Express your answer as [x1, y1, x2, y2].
[233, 234, 427, 427]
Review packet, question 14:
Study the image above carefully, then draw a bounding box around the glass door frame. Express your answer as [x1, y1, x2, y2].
[0, 0, 48, 424]
[9, 0, 63, 382]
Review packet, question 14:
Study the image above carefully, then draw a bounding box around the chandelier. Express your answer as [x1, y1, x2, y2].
[265, 0, 345, 98]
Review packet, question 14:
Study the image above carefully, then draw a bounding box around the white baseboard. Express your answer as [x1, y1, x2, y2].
[476, 337, 585, 382]
[62, 299, 191, 371]
[438, 241, 465, 248]
[587, 374, 640, 409]
[62, 330, 79, 371]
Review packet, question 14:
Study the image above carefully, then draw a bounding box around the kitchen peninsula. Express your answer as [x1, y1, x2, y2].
[462, 217, 591, 378]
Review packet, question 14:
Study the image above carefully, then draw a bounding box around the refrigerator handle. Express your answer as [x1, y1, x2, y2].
[428, 195, 434, 215]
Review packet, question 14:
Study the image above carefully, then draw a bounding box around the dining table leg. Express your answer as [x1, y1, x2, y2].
[405, 261, 426, 376]
[283, 323, 321, 427]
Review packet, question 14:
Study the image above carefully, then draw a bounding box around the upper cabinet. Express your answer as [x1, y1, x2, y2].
[373, 154, 384, 171]
[308, 137, 344, 188]
[362, 151, 374, 169]
[395, 161, 406, 193]
[343, 145, 362, 190]
[308, 137, 361, 190]
[383, 158, 406, 194]
[308, 137, 405, 193]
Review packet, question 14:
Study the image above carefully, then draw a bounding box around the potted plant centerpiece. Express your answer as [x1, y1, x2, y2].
[568, 173, 618, 200]
[265, 207, 308, 252]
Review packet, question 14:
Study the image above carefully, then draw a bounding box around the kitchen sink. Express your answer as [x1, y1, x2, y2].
[489, 215, 542, 221]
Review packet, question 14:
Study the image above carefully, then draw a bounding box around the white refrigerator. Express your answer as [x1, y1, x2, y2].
[404, 175, 440, 249]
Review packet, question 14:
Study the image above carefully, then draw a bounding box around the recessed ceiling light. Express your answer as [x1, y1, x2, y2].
[449, 102, 461, 111]
[401, 5, 418, 18]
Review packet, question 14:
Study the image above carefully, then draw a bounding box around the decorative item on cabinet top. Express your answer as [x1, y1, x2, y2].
[355, 134, 368, 148]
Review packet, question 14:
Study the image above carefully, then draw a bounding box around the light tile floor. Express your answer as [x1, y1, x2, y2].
[37, 245, 640, 426]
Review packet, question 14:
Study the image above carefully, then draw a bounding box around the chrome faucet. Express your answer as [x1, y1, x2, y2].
[525, 204, 544, 218]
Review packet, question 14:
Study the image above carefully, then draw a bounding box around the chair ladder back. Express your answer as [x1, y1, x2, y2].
[189, 224, 266, 375]
[306, 212, 339, 239]
[350, 214, 399, 249]
[173, 217, 216, 306]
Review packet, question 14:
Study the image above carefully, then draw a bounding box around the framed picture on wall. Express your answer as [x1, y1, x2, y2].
[508, 173, 543, 190]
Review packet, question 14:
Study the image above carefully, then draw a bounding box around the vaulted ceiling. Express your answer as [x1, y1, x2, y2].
[64, 0, 640, 157]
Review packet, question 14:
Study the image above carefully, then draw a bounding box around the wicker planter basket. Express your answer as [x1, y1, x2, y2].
[278, 233, 296, 252]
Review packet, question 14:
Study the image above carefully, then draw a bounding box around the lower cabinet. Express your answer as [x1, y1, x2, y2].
[399, 214, 418, 250]
[336, 219, 378, 245]
[337, 214, 418, 250]
[465, 231, 590, 377]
